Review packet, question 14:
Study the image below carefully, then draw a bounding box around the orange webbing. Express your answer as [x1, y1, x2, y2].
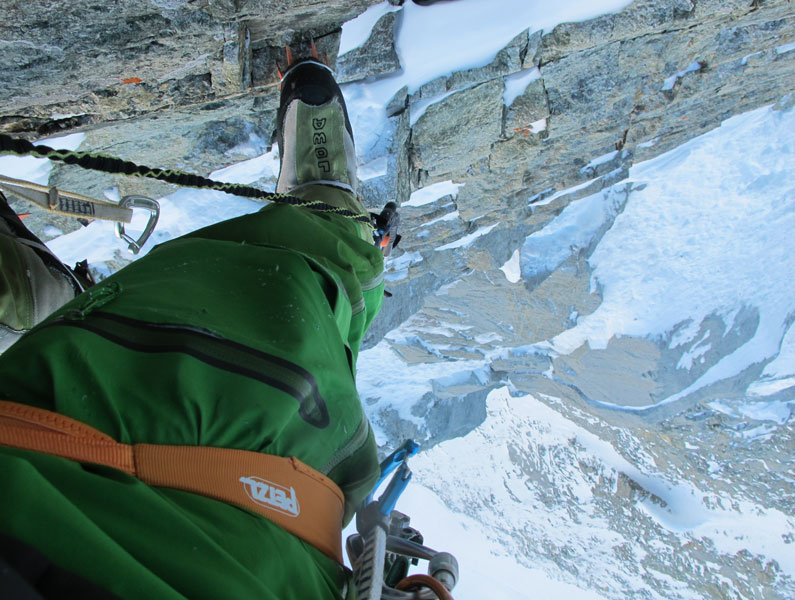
[0, 400, 345, 562]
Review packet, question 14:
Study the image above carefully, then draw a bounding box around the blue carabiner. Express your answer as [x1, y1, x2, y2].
[364, 439, 420, 510]
[369, 439, 419, 501]
[377, 462, 413, 516]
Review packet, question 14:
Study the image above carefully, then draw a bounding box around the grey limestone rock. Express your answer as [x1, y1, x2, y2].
[524, 30, 544, 68]
[774, 91, 795, 112]
[358, 102, 411, 210]
[410, 78, 504, 181]
[375, 384, 491, 450]
[386, 85, 409, 117]
[409, 28, 531, 106]
[0, 0, 381, 133]
[504, 78, 549, 138]
[446, 28, 529, 91]
[408, 76, 449, 105]
[336, 10, 401, 84]
[540, 0, 700, 62]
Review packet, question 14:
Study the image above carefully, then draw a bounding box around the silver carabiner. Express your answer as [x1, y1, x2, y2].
[115, 195, 160, 255]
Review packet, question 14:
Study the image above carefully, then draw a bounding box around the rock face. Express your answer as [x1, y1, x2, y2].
[504, 78, 549, 137]
[336, 10, 401, 83]
[1, 1, 794, 598]
[368, 0, 795, 363]
[0, 0, 380, 237]
[410, 78, 504, 182]
[354, 3, 793, 597]
[0, 0, 381, 133]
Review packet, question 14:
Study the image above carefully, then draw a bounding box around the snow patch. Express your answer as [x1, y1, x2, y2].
[42, 225, 63, 238]
[421, 209, 460, 228]
[0, 132, 86, 186]
[436, 223, 498, 251]
[529, 175, 600, 207]
[357, 340, 487, 438]
[677, 331, 712, 370]
[393, 0, 632, 95]
[661, 60, 703, 91]
[581, 150, 619, 174]
[500, 249, 521, 283]
[708, 399, 792, 425]
[503, 67, 541, 106]
[521, 188, 624, 281]
[410, 89, 459, 126]
[475, 332, 504, 344]
[550, 104, 795, 411]
[358, 156, 388, 180]
[388, 250, 423, 272]
[226, 131, 270, 159]
[339, 2, 401, 56]
[741, 51, 764, 66]
[103, 187, 121, 203]
[210, 144, 280, 185]
[404, 180, 463, 207]
[747, 377, 795, 397]
[775, 42, 795, 55]
[528, 118, 548, 134]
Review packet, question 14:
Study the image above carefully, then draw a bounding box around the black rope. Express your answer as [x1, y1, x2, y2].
[0, 133, 372, 225]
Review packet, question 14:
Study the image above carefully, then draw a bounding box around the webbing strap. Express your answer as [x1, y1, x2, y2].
[0, 174, 134, 223]
[0, 400, 344, 562]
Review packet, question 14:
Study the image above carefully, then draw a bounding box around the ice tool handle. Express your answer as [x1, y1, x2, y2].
[372, 202, 401, 257]
[370, 439, 419, 516]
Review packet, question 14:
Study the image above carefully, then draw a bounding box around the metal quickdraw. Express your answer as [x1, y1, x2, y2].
[115, 195, 160, 255]
[0, 174, 160, 254]
[0, 174, 133, 224]
[347, 440, 459, 600]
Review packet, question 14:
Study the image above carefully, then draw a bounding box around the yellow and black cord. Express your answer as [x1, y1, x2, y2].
[0, 133, 372, 226]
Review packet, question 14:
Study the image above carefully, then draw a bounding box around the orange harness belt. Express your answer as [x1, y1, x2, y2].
[0, 400, 345, 562]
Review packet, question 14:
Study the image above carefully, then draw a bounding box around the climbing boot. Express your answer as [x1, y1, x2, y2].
[276, 56, 358, 196]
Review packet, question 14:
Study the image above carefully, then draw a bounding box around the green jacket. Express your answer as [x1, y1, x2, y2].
[0, 188, 384, 599]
